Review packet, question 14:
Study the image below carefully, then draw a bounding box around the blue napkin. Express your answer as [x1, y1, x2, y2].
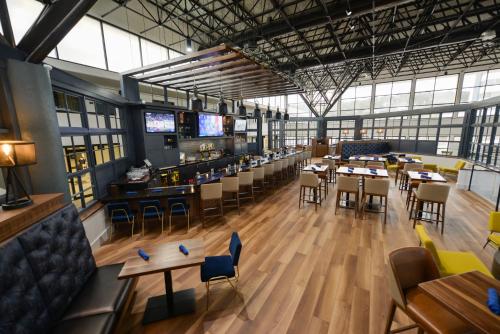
[487, 288, 500, 315]
[418, 172, 428, 175]
[150, 188, 163, 193]
[138, 248, 150, 261]
[408, 159, 414, 163]
[421, 175, 431, 179]
[374, 158, 379, 161]
[179, 244, 189, 255]
[370, 170, 377, 174]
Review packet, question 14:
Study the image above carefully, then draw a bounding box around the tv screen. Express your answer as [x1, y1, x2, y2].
[198, 113, 224, 137]
[145, 112, 175, 133]
[234, 119, 247, 132]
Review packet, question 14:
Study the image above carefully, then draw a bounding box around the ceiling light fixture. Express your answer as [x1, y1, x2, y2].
[346, 0, 352, 16]
[186, 38, 193, 52]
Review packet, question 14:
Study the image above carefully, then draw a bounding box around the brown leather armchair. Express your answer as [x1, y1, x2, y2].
[385, 247, 474, 334]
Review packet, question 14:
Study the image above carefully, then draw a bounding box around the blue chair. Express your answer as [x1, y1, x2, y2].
[107, 202, 135, 238]
[139, 200, 164, 234]
[167, 197, 190, 233]
[200, 232, 242, 309]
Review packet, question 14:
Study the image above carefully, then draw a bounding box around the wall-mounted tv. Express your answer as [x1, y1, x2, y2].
[145, 112, 175, 133]
[198, 113, 224, 137]
[234, 119, 247, 132]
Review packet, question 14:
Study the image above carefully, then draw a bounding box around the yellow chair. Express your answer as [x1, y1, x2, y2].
[423, 163, 438, 172]
[415, 224, 492, 277]
[438, 160, 466, 176]
[484, 211, 500, 248]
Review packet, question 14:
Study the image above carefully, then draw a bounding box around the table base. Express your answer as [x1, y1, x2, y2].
[143, 288, 196, 324]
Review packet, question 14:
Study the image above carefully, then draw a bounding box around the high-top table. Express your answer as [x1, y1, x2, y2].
[118, 239, 205, 324]
[348, 156, 387, 162]
[407, 171, 447, 183]
[337, 167, 388, 178]
[419, 271, 500, 334]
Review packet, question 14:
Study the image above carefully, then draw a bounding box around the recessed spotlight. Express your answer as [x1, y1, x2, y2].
[346, 10, 352, 16]
[186, 38, 193, 52]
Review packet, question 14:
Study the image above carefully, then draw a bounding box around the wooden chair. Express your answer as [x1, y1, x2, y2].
[251, 167, 265, 195]
[222, 176, 240, 214]
[238, 171, 255, 203]
[362, 178, 390, 224]
[335, 175, 360, 217]
[200, 183, 223, 226]
[385, 247, 474, 334]
[410, 183, 450, 234]
[299, 173, 322, 211]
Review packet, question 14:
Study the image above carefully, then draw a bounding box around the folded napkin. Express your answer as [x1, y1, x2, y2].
[150, 188, 163, 193]
[126, 191, 138, 196]
[179, 244, 189, 255]
[311, 166, 317, 170]
[407, 159, 414, 163]
[418, 172, 429, 175]
[370, 170, 377, 174]
[138, 249, 150, 261]
[374, 158, 379, 161]
[421, 175, 432, 179]
[315, 163, 322, 167]
[487, 288, 500, 315]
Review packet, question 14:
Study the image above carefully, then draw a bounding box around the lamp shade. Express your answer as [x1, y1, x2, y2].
[218, 101, 228, 115]
[254, 105, 261, 118]
[265, 106, 272, 119]
[275, 108, 281, 120]
[0, 141, 36, 167]
[238, 103, 246, 116]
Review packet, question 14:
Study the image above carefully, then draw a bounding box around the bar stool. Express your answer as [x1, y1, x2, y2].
[281, 158, 289, 180]
[406, 168, 432, 209]
[139, 199, 164, 234]
[264, 163, 275, 190]
[299, 173, 322, 211]
[385, 247, 474, 334]
[272, 160, 283, 184]
[335, 175, 360, 217]
[304, 150, 312, 165]
[167, 197, 190, 233]
[399, 162, 423, 192]
[200, 183, 223, 226]
[221, 176, 240, 214]
[410, 183, 450, 234]
[288, 156, 296, 177]
[107, 202, 135, 238]
[251, 167, 265, 195]
[238, 171, 255, 203]
[298, 151, 305, 169]
[322, 158, 336, 184]
[362, 178, 390, 224]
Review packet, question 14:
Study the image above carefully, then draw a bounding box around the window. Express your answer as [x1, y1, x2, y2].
[340, 85, 372, 115]
[68, 172, 94, 210]
[91, 135, 111, 165]
[58, 16, 106, 69]
[103, 24, 142, 72]
[374, 80, 411, 113]
[414, 75, 458, 109]
[461, 69, 500, 103]
[54, 91, 83, 127]
[85, 99, 107, 129]
[141, 39, 168, 66]
[61, 136, 88, 174]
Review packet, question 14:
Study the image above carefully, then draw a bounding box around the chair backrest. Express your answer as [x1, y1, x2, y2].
[364, 178, 390, 196]
[454, 160, 466, 170]
[238, 171, 254, 185]
[322, 158, 336, 168]
[222, 176, 239, 192]
[288, 156, 295, 165]
[281, 159, 289, 169]
[366, 164, 384, 169]
[488, 211, 500, 233]
[273, 160, 282, 170]
[167, 196, 187, 208]
[350, 160, 365, 167]
[337, 175, 359, 192]
[404, 162, 423, 172]
[416, 183, 450, 203]
[229, 232, 242, 266]
[366, 161, 385, 168]
[345, 164, 360, 168]
[387, 247, 440, 309]
[107, 202, 130, 216]
[201, 183, 223, 200]
[305, 151, 312, 159]
[299, 173, 319, 187]
[251, 167, 265, 180]
[414, 224, 442, 269]
[423, 163, 438, 172]
[139, 199, 161, 210]
[264, 163, 274, 175]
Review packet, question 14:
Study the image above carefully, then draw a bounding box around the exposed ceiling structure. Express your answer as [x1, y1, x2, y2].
[122, 44, 302, 100]
[101, 0, 500, 116]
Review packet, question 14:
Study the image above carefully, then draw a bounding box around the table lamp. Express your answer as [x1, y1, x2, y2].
[0, 141, 37, 210]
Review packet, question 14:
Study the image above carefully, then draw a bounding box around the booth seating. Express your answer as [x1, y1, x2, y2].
[0, 204, 136, 334]
[415, 224, 492, 277]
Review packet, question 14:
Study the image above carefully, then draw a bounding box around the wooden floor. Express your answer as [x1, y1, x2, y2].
[94, 166, 497, 334]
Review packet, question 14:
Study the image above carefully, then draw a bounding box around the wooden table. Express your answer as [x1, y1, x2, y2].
[303, 164, 328, 173]
[419, 271, 500, 334]
[337, 167, 389, 178]
[407, 171, 447, 183]
[118, 239, 205, 324]
[348, 156, 387, 162]
[398, 157, 422, 163]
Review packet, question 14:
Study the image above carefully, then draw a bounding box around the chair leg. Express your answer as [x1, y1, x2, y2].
[409, 193, 416, 220]
[237, 192, 241, 215]
[413, 200, 420, 229]
[169, 214, 172, 234]
[314, 188, 318, 211]
[206, 282, 210, 310]
[299, 186, 302, 208]
[220, 199, 224, 217]
[384, 300, 396, 334]
[384, 196, 388, 225]
[335, 191, 340, 215]
[187, 210, 190, 232]
[483, 236, 491, 249]
[441, 203, 445, 234]
[201, 200, 205, 228]
[142, 213, 145, 235]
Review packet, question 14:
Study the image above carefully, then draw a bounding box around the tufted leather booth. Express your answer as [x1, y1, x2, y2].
[0, 204, 136, 334]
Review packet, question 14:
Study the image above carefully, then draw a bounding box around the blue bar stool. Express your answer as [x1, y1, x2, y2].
[167, 197, 190, 233]
[107, 202, 135, 238]
[139, 199, 164, 235]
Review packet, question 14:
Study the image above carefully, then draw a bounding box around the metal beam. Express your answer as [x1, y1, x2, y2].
[16, 0, 98, 63]
[0, 0, 15, 47]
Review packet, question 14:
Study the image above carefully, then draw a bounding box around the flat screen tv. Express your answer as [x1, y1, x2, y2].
[144, 112, 175, 133]
[198, 113, 224, 137]
[234, 119, 247, 132]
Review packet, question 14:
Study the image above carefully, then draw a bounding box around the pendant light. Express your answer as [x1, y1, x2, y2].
[275, 107, 281, 120]
[265, 105, 272, 119]
[254, 103, 261, 118]
[191, 85, 203, 112]
[238, 99, 246, 116]
[218, 90, 227, 116]
[284, 108, 290, 121]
